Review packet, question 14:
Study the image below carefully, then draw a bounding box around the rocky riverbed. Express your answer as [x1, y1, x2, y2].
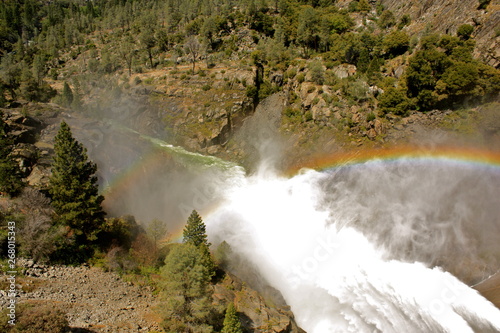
[1, 259, 161, 332]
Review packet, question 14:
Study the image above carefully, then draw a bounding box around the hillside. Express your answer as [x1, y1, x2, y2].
[0, 0, 499, 168]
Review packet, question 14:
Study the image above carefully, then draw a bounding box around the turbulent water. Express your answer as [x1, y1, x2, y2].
[203, 159, 500, 333]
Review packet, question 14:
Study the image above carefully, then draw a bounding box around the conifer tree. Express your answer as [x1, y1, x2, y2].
[183, 210, 216, 279]
[160, 243, 216, 332]
[62, 82, 73, 107]
[49, 121, 105, 259]
[183, 210, 210, 248]
[0, 111, 24, 196]
[222, 302, 243, 333]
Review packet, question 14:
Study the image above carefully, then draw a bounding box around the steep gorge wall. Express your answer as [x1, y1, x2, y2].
[380, 0, 500, 67]
[336, 0, 500, 67]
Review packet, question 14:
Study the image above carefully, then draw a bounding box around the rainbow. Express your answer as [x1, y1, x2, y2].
[286, 145, 500, 176]
[101, 148, 172, 202]
[100, 143, 500, 243]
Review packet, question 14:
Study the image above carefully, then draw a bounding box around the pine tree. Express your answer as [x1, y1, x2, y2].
[222, 302, 243, 333]
[160, 243, 216, 332]
[62, 82, 73, 107]
[49, 121, 105, 259]
[183, 210, 210, 248]
[0, 111, 24, 196]
[183, 210, 216, 279]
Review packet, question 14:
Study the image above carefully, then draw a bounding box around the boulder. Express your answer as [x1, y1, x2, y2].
[12, 143, 38, 176]
[27, 165, 52, 190]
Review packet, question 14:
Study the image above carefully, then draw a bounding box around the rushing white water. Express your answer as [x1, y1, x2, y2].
[205, 160, 500, 333]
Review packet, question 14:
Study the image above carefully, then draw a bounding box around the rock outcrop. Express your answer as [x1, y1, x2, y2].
[1, 105, 58, 190]
[213, 274, 305, 333]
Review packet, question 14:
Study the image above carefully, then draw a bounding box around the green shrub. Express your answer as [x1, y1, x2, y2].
[457, 24, 474, 40]
[398, 15, 411, 29]
[202, 84, 212, 91]
[297, 73, 305, 83]
[304, 111, 313, 121]
[0, 303, 69, 332]
[378, 10, 396, 29]
[246, 85, 258, 99]
[284, 106, 300, 118]
[366, 112, 376, 122]
[478, 0, 491, 10]
[378, 86, 413, 116]
[99, 216, 140, 251]
[348, 1, 359, 12]
[285, 68, 297, 79]
[383, 30, 410, 57]
[309, 61, 325, 85]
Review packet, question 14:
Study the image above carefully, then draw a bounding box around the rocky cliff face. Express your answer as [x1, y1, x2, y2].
[381, 0, 500, 67]
[334, 0, 499, 67]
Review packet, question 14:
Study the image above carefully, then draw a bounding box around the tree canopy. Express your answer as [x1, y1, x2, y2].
[160, 242, 217, 332]
[0, 110, 24, 196]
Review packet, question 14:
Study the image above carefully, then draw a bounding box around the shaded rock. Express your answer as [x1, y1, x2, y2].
[27, 165, 52, 190]
[12, 143, 38, 176]
[270, 72, 284, 86]
[332, 64, 357, 79]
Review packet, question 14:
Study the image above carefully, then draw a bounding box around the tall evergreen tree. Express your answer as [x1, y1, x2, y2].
[0, 110, 24, 196]
[222, 302, 243, 333]
[183, 210, 210, 248]
[49, 121, 105, 260]
[183, 210, 216, 279]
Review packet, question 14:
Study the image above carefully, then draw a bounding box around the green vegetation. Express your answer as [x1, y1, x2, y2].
[159, 242, 218, 332]
[0, 111, 24, 196]
[478, 0, 491, 10]
[383, 30, 409, 57]
[0, 303, 69, 333]
[398, 33, 500, 112]
[222, 302, 243, 333]
[379, 86, 413, 116]
[183, 209, 216, 279]
[183, 210, 210, 248]
[0, 0, 496, 124]
[457, 24, 474, 40]
[48, 121, 105, 263]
